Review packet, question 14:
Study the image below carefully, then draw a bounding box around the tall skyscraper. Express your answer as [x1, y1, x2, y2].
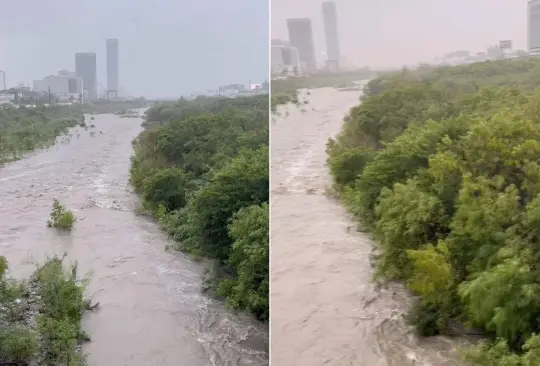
[0, 70, 5, 90]
[106, 38, 119, 97]
[75, 53, 97, 100]
[287, 18, 317, 72]
[529, 0, 540, 56]
[322, 1, 340, 70]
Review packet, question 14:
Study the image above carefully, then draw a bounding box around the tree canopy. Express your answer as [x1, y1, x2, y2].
[327, 57, 540, 364]
[130, 95, 269, 320]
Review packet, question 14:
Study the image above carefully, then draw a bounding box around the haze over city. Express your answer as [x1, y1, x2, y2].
[0, 0, 268, 99]
[272, 0, 528, 68]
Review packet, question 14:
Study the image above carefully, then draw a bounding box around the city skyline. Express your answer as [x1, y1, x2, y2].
[272, 0, 528, 69]
[0, 0, 267, 99]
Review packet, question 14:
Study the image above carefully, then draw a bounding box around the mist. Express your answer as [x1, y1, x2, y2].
[272, 0, 527, 69]
[0, 0, 268, 99]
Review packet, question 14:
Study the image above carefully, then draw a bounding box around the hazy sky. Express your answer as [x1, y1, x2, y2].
[0, 0, 268, 98]
[272, 0, 528, 68]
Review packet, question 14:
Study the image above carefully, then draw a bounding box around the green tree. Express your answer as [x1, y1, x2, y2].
[216, 203, 269, 320]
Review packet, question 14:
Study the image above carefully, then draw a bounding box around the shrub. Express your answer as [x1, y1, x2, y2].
[0, 326, 38, 361]
[36, 256, 93, 366]
[47, 199, 75, 230]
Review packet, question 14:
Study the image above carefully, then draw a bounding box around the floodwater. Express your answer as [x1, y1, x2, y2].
[271, 88, 464, 366]
[0, 111, 268, 366]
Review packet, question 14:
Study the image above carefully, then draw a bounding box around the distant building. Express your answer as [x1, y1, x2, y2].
[0, 70, 5, 90]
[487, 45, 505, 60]
[281, 46, 300, 70]
[529, 0, 540, 56]
[106, 38, 119, 97]
[34, 72, 83, 102]
[287, 18, 317, 73]
[271, 44, 301, 76]
[271, 45, 285, 73]
[322, 1, 340, 70]
[32, 79, 43, 92]
[75, 52, 97, 100]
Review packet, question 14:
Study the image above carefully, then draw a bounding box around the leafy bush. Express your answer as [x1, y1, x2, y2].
[216, 203, 269, 320]
[327, 58, 540, 364]
[0, 255, 93, 365]
[36, 256, 93, 366]
[130, 95, 269, 319]
[0, 326, 38, 361]
[177, 147, 268, 261]
[47, 199, 75, 230]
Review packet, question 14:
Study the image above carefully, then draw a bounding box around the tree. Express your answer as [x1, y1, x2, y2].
[216, 203, 269, 320]
[327, 58, 540, 361]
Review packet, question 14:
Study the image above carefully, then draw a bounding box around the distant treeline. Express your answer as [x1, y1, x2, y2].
[130, 95, 269, 320]
[77, 99, 150, 115]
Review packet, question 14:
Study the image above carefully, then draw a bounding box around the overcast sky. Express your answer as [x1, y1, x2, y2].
[272, 0, 528, 69]
[0, 0, 268, 99]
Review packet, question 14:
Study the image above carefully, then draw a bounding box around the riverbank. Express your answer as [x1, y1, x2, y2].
[0, 255, 95, 365]
[0, 111, 268, 365]
[327, 58, 540, 364]
[0, 105, 83, 164]
[271, 87, 462, 365]
[130, 95, 269, 322]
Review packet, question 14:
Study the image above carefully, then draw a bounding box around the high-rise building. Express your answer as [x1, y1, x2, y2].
[282, 46, 300, 68]
[0, 70, 5, 90]
[322, 1, 340, 70]
[287, 18, 317, 72]
[529, 0, 540, 56]
[75, 53, 97, 100]
[106, 38, 119, 97]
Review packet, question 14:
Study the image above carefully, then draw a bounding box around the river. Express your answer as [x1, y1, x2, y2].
[0, 111, 268, 366]
[270, 88, 464, 366]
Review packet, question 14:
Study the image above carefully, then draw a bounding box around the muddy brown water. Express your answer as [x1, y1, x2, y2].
[270, 88, 464, 366]
[0, 111, 268, 366]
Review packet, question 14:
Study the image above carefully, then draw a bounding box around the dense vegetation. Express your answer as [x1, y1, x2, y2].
[327, 57, 540, 364]
[0, 255, 94, 365]
[130, 95, 269, 320]
[0, 106, 83, 163]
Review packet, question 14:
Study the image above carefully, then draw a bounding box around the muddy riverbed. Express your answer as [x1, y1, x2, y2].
[270, 88, 464, 366]
[0, 111, 268, 366]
